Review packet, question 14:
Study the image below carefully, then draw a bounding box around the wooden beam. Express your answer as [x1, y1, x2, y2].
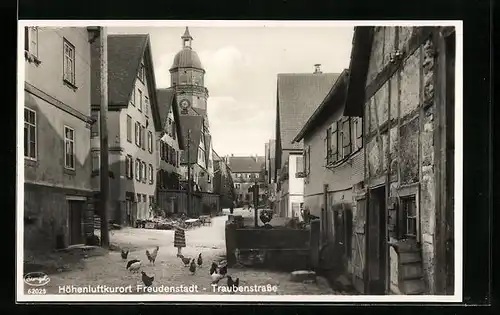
[365, 27, 435, 103]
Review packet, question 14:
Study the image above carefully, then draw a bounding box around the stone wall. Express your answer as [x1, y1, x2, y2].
[24, 183, 92, 250]
[363, 26, 439, 294]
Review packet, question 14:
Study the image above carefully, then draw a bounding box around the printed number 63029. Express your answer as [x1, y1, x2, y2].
[27, 288, 46, 295]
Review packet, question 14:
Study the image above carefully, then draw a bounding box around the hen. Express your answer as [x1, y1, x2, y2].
[227, 275, 240, 288]
[209, 262, 218, 275]
[197, 253, 203, 267]
[218, 264, 228, 277]
[210, 261, 226, 284]
[121, 249, 129, 260]
[145, 246, 159, 265]
[189, 259, 196, 275]
[126, 259, 141, 273]
[179, 255, 191, 267]
[141, 271, 154, 287]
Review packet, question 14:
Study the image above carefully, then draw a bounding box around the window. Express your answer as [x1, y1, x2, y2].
[138, 62, 145, 82]
[135, 122, 140, 146]
[255, 173, 259, 178]
[331, 121, 339, 163]
[353, 117, 363, 150]
[149, 164, 154, 184]
[91, 151, 100, 172]
[172, 120, 176, 140]
[24, 108, 37, 159]
[148, 131, 153, 153]
[341, 117, 352, 157]
[135, 159, 141, 181]
[126, 115, 132, 142]
[401, 196, 418, 240]
[63, 39, 75, 86]
[64, 126, 75, 170]
[125, 155, 133, 179]
[142, 161, 147, 183]
[141, 126, 146, 150]
[24, 27, 39, 58]
[296, 155, 304, 175]
[145, 97, 149, 116]
[91, 113, 99, 137]
[167, 118, 172, 136]
[235, 183, 240, 189]
[131, 88, 135, 106]
[138, 89, 143, 111]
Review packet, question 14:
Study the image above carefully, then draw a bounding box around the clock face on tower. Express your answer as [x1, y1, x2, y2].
[179, 99, 190, 110]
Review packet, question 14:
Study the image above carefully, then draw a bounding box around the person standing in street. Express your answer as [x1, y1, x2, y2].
[174, 224, 186, 257]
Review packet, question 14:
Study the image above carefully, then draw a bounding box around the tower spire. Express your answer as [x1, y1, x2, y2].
[181, 26, 193, 48]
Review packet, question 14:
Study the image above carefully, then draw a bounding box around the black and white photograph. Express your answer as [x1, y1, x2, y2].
[17, 21, 462, 302]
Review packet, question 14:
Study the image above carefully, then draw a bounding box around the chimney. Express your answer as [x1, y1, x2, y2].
[314, 64, 322, 74]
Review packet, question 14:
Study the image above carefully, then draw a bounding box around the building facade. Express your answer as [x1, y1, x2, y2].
[227, 155, 265, 207]
[274, 66, 339, 219]
[23, 27, 94, 250]
[343, 26, 456, 295]
[292, 69, 366, 282]
[90, 34, 162, 226]
[156, 88, 185, 192]
[213, 151, 236, 209]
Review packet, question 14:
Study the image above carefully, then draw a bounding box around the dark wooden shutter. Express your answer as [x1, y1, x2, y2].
[352, 195, 367, 293]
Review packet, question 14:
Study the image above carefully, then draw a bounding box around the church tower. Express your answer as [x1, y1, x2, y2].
[169, 27, 209, 113]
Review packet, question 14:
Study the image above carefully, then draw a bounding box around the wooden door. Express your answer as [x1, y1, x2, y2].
[367, 186, 387, 294]
[352, 196, 367, 293]
[68, 200, 84, 245]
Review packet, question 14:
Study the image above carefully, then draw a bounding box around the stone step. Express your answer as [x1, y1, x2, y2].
[400, 262, 424, 280]
[399, 251, 422, 264]
[401, 279, 426, 295]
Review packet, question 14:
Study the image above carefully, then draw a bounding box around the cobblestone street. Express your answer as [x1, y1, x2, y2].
[26, 211, 335, 296]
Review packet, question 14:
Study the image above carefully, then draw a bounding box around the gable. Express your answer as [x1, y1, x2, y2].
[277, 73, 340, 151]
[156, 88, 185, 149]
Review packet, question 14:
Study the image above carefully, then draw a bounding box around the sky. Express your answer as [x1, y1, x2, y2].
[109, 25, 354, 156]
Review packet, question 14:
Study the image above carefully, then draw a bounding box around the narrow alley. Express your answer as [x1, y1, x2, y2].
[28, 212, 334, 296]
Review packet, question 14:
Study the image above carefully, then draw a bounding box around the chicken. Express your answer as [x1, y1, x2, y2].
[145, 246, 159, 265]
[189, 259, 196, 275]
[218, 264, 227, 277]
[210, 262, 218, 275]
[121, 249, 129, 260]
[141, 271, 154, 287]
[227, 275, 240, 288]
[210, 262, 226, 284]
[197, 253, 203, 267]
[126, 259, 141, 273]
[179, 255, 191, 267]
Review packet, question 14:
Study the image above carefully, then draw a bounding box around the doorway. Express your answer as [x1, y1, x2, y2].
[367, 186, 387, 294]
[444, 30, 455, 294]
[68, 199, 85, 245]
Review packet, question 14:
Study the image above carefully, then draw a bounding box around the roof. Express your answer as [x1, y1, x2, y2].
[179, 115, 204, 164]
[156, 88, 185, 149]
[228, 156, 265, 173]
[170, 27, 203, 71]
[276, 72, 340, 150]
[293, 69, 350, 143]
[91, 34, 162, 131]
[212, 150, 221, 161]
[344, 26, 374, 117]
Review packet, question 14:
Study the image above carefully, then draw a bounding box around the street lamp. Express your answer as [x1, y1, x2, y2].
[186, 129, 192, 217]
